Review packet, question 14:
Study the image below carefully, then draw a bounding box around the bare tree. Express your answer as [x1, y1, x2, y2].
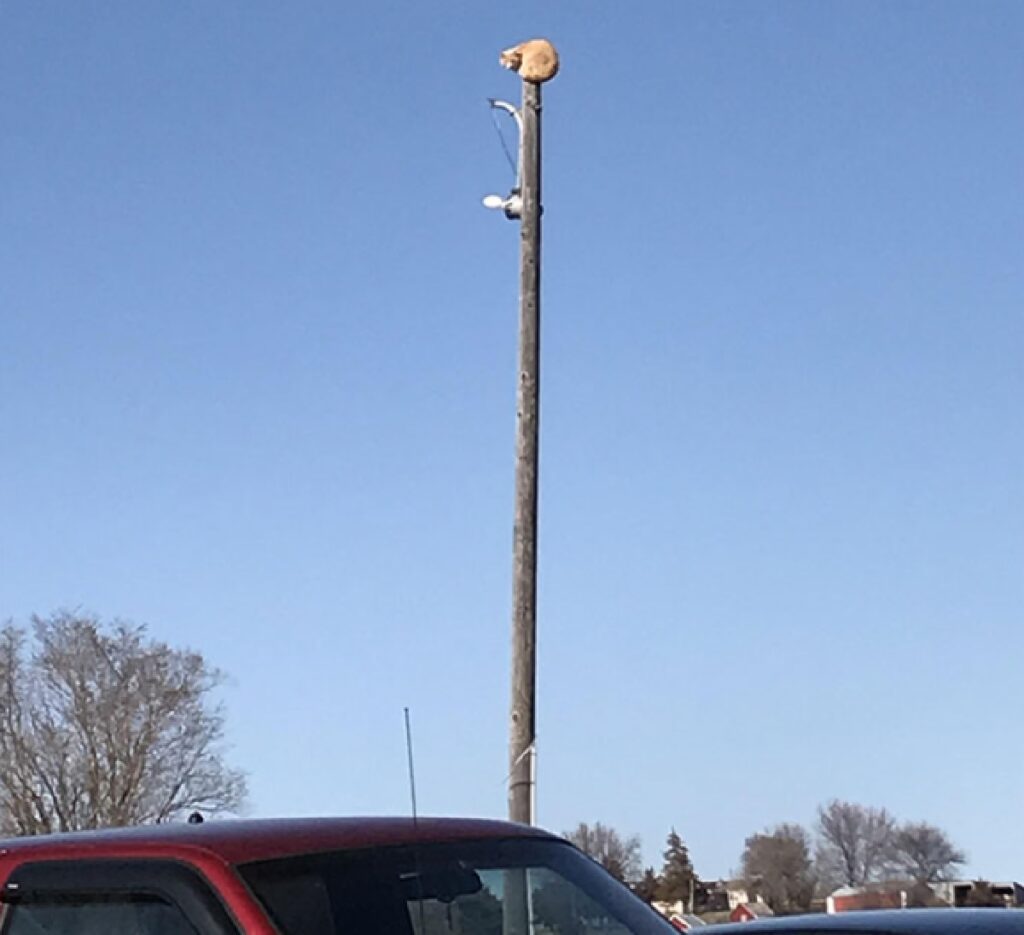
[891, 822, 966, 883]
[741, 823, 816, 913]
[565, 822, 642, 883]
[815, 800, 896, 887]
[0, 611, 246, 834]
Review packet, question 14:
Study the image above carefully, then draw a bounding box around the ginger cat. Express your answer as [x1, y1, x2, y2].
[500, 39, 559, 83]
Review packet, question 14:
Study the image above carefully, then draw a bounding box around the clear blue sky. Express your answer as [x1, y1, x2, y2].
[2, 1, 1022, 880]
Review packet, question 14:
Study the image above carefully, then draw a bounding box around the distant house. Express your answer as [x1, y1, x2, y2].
[694, 881, 728, 913]
[829, 884, 913, 913]
[694, 880, 753, 913]
[651, 900, 707, 931]
[725, 882, 754, 911]
[729, 903, 775, 923]
[827, 880, 1024, 913]
[929, 881, 1024, 908]
[667, 914, 707, 932]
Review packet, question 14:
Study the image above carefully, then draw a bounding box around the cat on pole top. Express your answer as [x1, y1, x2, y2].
[499, 39, 559, 84]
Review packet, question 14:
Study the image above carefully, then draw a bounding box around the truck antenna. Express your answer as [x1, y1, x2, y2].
[404, 707, 418, 825]
[404, 707, 427, 935]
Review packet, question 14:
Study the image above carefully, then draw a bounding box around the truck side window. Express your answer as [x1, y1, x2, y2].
[0, 859, 238, 935]
[4, 894, 199, 935]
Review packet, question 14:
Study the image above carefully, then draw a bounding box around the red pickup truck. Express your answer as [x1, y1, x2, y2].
[0, 816, 674, 935]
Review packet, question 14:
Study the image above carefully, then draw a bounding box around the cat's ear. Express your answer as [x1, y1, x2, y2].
[499, 45, 524, 73]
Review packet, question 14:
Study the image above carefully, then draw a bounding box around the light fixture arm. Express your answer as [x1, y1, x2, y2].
[484, 98, 525, 220]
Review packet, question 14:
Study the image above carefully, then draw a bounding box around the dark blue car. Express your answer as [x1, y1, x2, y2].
[710, 910, 1024, 935]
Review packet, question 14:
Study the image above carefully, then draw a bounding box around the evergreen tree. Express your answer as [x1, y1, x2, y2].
[657, 829, 696, 906]
[632, 868, 661, 904]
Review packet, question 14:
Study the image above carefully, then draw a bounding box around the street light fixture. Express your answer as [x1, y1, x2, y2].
[483, 98, 525, 221]
[482, 191, 523, 220]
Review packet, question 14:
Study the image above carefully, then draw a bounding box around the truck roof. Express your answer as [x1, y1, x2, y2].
[0, 817, 554, 866]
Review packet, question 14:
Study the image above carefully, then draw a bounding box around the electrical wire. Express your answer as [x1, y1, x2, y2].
[489, 103, 519, 180]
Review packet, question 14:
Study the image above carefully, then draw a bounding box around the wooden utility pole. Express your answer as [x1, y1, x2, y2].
[507, 75, 541, 828]
[497, 38, 559, 827]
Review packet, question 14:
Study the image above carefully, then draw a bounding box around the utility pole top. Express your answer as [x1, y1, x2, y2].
[499, 38, 560, 84]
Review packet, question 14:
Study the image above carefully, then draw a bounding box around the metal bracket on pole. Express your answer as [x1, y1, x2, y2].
[488, 98, 523, 140]
[483, 99, 524, 220]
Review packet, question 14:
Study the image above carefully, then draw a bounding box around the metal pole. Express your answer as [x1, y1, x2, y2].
[508, 77, 541, 826]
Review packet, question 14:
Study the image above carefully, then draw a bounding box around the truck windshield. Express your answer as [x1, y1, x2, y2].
[238, 837, 675, 935]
